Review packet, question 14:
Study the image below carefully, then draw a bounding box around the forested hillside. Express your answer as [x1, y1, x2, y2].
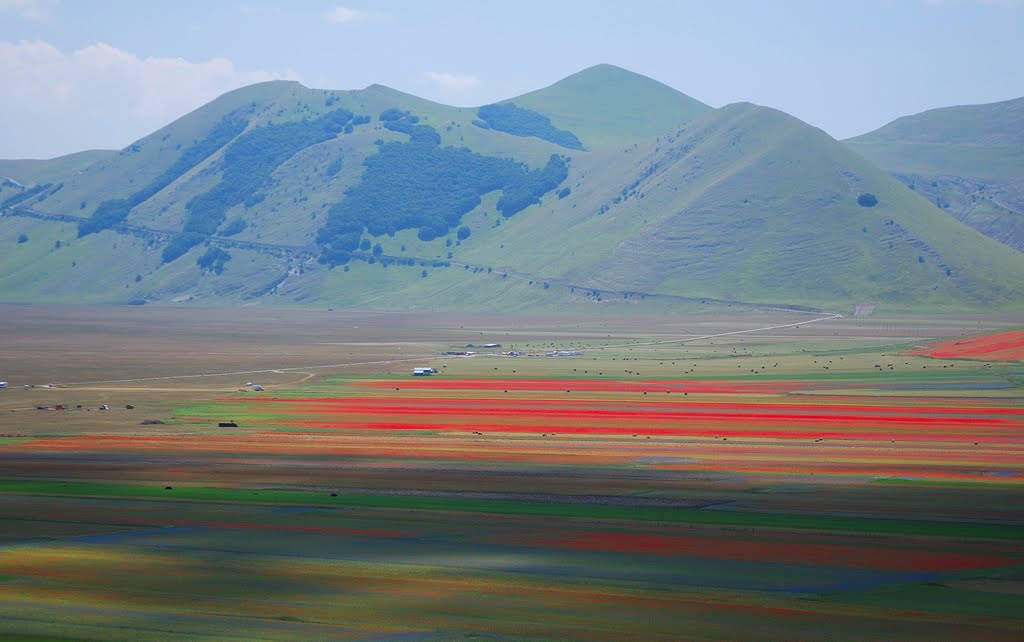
[1, 65, 1021, 312]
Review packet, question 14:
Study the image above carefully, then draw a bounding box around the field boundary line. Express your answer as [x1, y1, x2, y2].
[596, 313, 843, 350]
[55, 355, 438, 387]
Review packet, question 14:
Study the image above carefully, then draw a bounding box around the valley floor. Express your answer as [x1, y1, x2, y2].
[0, 305, 1022, 640]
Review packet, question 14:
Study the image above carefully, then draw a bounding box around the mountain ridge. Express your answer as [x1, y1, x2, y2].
[846, 95, 1024, 252]
[2, 66, 1022, 312]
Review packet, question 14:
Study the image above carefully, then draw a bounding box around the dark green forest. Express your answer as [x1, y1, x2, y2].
[475, 103, 584, 150]
[1, 182, 54, 209]
[316, 110, 569, 266]
[78, 114, 248, 237]
[162, 108, 357, 263]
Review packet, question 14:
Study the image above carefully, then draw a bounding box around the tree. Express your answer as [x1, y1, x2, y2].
[857, 193, 878, 207]
[457, 225, 471, 240]
[17, 233, 28, 243]
[196, 246, 232, 274]
[221, 218, 247, 236]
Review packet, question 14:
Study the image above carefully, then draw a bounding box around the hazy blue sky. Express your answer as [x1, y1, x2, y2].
[2, 0, 1022, 158]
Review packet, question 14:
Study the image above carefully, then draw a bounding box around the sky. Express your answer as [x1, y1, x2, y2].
[1, 0, 1022, 159]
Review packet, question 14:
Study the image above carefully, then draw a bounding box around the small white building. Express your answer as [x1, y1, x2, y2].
[0, 381, 7, 389]
[412, 367, 437, 376]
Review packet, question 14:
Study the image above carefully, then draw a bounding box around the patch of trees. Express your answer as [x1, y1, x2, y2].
[80, 115, 248, 237]
[219, 218, 247, 236]
[161, 232, 204, 264]
[1, 182, 53, 209]
[162, 108, 355, 263]
[316, 113, 569, 265]
[857, 193, 878, 207]
[380, 108, 417, 123]
[196, 246, 232, 274]
[496, 155, 569, 217]
[325, 155, 344, 177]
[475, 102, 584, 150]
[80, 198, 133, 236]
[381, 111, 440, 146]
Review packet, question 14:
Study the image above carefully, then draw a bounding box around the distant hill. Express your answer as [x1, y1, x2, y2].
[509, 64, 712, 148]
[0, 150, 116, 204]
[1, 65, 1022, 312]
[846, 97, 1024, 251]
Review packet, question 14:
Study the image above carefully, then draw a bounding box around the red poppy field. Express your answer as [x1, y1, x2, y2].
[0, 307, 1022, 639]
[913, 328, 1024, 361]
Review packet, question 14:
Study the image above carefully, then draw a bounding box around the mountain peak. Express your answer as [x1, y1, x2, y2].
[559, 63, 662, 83]
[506, 64, 711, 147]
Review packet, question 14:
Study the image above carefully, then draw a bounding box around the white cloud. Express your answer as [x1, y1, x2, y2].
[423, 71, 483, 91]
[325, 6, 372, 23]
[0, 40, 298, 158]
[0, 0, 57, 21]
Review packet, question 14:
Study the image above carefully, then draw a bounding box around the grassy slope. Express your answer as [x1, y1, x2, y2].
[44, 81, 301, 222]
[847, 96, 1024, 148]
[845, 96, 1024, 251]
[0, 80, 578, 308]
[456, 103, 1024, 311]
[1, 73, 1022, 312]
[511, 64, 711, 149]
[0, 150, 116, 186]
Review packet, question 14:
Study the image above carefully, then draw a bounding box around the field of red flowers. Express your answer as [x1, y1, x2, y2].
[914, 328, 1024, 361]
[1, 309, 1023, 639]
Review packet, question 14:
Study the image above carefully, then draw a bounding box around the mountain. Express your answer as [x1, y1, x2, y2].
[2, 65, 1022, 312]
[0, 150, 116, 204]
[845, 97, 1024, 251]
[509, 64, 712, 148]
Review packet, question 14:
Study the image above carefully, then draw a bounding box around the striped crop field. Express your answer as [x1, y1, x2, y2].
[912, 328, 1024, 362]
[1, 310, 1022, 639]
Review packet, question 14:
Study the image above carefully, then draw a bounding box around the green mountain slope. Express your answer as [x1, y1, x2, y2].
[0, 150, 116, 185]
[508, 64, 712, 148]
[453, 103, 1024, 311]
[846, 97, 1024, 251]
[0, 150, 117, 208]
[1, 69, 1022, 312]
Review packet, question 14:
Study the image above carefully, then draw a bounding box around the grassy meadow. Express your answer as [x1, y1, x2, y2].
[0, 305, 1022, 639]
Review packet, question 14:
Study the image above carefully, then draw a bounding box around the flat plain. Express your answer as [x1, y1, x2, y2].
[0, 304, 1022, 640]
